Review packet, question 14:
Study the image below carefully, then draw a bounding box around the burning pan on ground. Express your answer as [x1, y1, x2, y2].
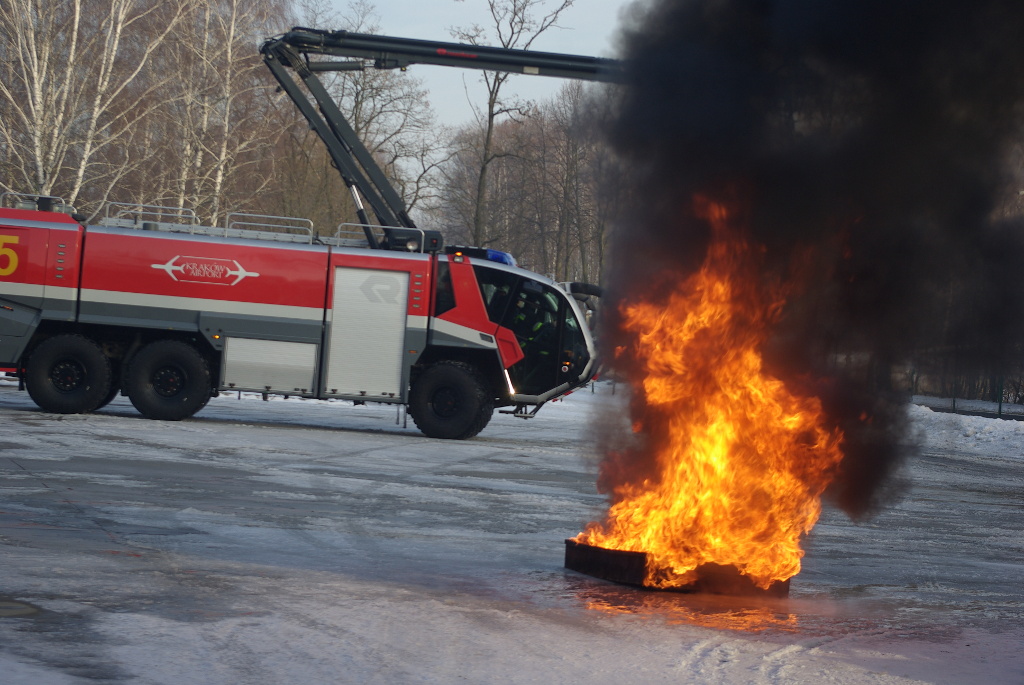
[564, 539, 790, 598]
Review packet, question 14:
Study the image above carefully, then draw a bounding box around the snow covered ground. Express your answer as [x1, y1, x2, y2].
[0, 380, 1021, 684]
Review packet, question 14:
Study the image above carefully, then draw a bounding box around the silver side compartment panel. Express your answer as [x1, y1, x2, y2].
[222, 337, 318, 394]
[324, 266, 409, 399]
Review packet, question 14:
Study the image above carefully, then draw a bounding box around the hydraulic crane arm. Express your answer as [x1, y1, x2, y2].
[260, 27, 623, 247]
[262, 38, 411, 241]
[273, 27, 624, 82]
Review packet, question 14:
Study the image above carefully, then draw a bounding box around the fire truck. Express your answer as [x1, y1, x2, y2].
[0, 29, 619, 439]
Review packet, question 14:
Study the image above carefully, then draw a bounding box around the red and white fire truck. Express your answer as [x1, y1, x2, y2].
[0, 29, 618, 439]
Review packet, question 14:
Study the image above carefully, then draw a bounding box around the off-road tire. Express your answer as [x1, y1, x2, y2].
[24, 334, 113, 414]
[408, 361, 493, 439]
[125, 340, 211, 421]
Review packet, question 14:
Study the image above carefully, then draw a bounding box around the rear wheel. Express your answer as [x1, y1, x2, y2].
[24, 334, 112, 414]
[408, 361, 493, 439]
[125, 340, 211, 421]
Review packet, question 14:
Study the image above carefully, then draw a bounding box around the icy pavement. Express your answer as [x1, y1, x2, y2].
[0, 381, 1021, 684]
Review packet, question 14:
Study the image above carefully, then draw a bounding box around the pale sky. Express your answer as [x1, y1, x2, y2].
[326, 0, 639, 126]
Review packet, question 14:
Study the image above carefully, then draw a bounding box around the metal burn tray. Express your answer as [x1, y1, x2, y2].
[564, 539, 790, 598]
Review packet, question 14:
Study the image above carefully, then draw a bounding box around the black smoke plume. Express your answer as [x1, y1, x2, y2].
[600, 0, 1024, 518]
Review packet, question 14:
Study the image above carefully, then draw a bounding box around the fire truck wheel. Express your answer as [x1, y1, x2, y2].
[125, 340, 211, 421]
[408, 361, 493, 439]
[24, 334, 113, 414]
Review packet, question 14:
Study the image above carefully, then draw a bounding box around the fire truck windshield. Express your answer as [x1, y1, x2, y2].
[474, 265, 593, 398]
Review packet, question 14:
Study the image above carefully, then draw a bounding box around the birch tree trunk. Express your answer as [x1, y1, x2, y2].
[0, 0, 193, 215]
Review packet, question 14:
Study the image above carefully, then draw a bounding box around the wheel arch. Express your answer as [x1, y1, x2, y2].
[411, 346, 509, 405]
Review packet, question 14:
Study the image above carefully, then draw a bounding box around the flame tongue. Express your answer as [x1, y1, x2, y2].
[578, 199, 844, 590]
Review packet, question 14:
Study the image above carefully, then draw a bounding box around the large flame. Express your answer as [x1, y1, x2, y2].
[577, 198, 844, 590]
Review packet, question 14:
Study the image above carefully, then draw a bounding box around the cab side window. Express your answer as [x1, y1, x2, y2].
[473, 265, 519, 324]
[434, 261, 456, 316]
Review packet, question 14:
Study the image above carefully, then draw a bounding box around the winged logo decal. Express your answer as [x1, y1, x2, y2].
[151, 255, 260, 285]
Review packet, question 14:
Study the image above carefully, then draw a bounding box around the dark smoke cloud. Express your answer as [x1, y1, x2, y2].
[601, 0, 1024, 518]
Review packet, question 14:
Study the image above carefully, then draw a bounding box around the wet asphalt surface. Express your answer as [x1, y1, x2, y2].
[0, 387, 1022, 682]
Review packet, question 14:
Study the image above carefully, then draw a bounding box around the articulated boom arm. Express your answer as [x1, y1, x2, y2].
[262, 36, 412, 242]
[260, 28, 623, 247]
[272, 27, 624, 82]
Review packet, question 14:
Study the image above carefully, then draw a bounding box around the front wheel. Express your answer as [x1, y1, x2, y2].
[24, 334, 113, 414]
[125, 340, 211, 421]
[408, 361, 493, 439]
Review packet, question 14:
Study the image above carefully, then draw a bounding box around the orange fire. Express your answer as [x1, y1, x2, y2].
[576, 197, 844, 590]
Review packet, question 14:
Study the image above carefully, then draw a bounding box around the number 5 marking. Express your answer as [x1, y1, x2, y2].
[0, 235, 20, 276]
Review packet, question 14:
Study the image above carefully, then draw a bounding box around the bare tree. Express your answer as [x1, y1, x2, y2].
[332, 1, 442, 216]
[0, 0, 446, 236]
[437, 80, 617, 284]
[0, 0, 193, 215]
[543, 81, 620, 284]
[148, 0, 290, 225]
[450, 0, 575, 247]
